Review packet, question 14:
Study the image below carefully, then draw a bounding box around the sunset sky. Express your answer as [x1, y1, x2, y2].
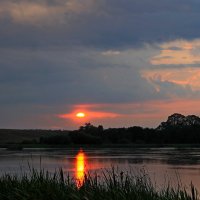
[1, 0, 200, 129]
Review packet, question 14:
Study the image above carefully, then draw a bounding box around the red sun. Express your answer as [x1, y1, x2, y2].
[76, 112, 86, 118]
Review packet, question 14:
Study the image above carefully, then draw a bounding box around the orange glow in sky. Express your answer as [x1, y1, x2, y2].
[58, 106, 120, 124]
[76, 150, 86, 187]
[76, 112, 86, 118]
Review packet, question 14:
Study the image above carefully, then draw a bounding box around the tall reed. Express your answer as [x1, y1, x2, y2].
[0, 168, 198, 200]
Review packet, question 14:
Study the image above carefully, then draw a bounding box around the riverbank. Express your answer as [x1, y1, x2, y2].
[3, 143, 200, 150]
[0, 168, 198, 200]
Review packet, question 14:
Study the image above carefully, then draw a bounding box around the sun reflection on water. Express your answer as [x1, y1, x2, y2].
[76, 150, 86, 187]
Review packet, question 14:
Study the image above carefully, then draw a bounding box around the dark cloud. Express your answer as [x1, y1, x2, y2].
[0, 48, 160, 106]
[1, 0, 200, 128]
[1, 0, 200, 48]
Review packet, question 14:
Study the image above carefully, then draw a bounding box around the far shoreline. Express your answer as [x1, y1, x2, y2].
[3, 143, 200, 150]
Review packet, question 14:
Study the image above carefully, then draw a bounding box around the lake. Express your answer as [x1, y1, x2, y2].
[0, 147, 200, 190]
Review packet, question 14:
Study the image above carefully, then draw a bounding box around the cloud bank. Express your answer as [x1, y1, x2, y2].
[1, 0, 200, 129]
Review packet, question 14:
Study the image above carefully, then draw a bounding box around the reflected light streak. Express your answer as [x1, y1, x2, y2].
[76, 150, 86, 187]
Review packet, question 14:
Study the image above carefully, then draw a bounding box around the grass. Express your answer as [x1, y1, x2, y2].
[0, 168, 198, 200]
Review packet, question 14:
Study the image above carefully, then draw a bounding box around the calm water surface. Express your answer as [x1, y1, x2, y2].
[0, 147, 200, 189]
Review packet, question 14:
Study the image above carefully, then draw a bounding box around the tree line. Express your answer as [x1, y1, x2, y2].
[40, 121, 200, 145]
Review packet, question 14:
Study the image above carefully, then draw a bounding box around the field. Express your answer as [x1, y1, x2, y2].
[0, 129, 67, 144]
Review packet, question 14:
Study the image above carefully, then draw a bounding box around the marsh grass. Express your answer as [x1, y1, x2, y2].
[0, 167, 198, 200]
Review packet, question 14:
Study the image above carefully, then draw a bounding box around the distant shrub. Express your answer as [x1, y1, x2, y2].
[69, 132, 102, 144]
[40, 134, 71, 145]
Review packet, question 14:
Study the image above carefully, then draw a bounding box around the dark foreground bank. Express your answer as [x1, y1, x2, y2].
[0, 168, 198, 200]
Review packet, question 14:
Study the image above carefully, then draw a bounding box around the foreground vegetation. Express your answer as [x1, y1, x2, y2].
[0, 168, 198, 200]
